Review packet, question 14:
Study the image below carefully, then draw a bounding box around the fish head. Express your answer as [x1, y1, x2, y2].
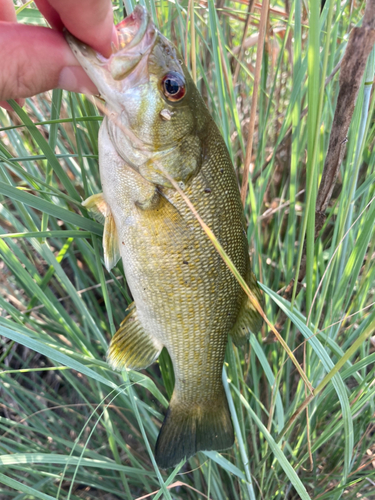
[66, 6, 207, 187]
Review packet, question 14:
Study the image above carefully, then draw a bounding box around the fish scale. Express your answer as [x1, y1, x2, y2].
[66, 5, 263, 469]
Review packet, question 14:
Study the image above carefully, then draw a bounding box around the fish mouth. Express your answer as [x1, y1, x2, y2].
[65, 5, 157, 99]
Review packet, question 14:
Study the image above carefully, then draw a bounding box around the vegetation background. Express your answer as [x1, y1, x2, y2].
[0, 0, 374, 499]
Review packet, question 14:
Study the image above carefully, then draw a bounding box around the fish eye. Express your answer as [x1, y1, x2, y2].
[161, 72, 186, 101]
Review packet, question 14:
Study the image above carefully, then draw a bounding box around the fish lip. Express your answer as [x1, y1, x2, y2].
[115, 4, 150, 52]
[65, 5, 156, 96]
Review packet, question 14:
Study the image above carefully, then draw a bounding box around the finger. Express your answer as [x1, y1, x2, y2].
[34, 0, 116, 57]
[0, 0, 17, 22]
[32, 0, 63, 30]
[0, 99, 25, 111]
[0, 22, 98, 103]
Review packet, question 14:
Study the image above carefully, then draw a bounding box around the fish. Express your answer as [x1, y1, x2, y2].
[66, 5, 263, 469]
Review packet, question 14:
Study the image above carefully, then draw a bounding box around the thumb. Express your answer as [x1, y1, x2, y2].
[0, 22, 97, 104]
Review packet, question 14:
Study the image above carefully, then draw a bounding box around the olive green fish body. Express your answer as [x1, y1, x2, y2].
[66, 6, 263, 468]
[109, 120, 246, 387]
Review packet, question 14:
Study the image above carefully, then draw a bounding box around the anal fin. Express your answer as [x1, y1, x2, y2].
[82, 193, 121, 272]
[230, 270, 264, 346]
[107, 303, 163, 371]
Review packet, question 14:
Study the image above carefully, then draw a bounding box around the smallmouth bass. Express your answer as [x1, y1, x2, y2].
[66, 6, 263, 469]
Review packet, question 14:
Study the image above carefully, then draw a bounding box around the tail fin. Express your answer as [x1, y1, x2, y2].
[155, 390, 234, 469]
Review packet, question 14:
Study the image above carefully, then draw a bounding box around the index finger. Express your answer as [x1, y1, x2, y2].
[35, 0, 116, 57]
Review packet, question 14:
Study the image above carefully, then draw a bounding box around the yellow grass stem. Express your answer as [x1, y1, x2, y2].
[240, 0, 269, 206]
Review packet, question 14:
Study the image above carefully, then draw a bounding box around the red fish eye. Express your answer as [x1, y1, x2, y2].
[161, 72, 186, 101]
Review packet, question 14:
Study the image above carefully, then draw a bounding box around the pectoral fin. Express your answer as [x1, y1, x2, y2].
[103, 212, 120, 272]
[230, 270, 264, 345]
[83, 193, 121, 272]
[82, 193, 109, 224]
[107, 303, 163, 371]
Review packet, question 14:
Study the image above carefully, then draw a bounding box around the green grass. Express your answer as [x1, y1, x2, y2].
[1, 0, 374, 499]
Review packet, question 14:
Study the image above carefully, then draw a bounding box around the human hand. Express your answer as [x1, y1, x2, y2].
[0, 0, 117, 110]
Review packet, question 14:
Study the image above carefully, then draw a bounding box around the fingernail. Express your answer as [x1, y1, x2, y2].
[58, 67, 98, 94]
[58, 67, 78, 92]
